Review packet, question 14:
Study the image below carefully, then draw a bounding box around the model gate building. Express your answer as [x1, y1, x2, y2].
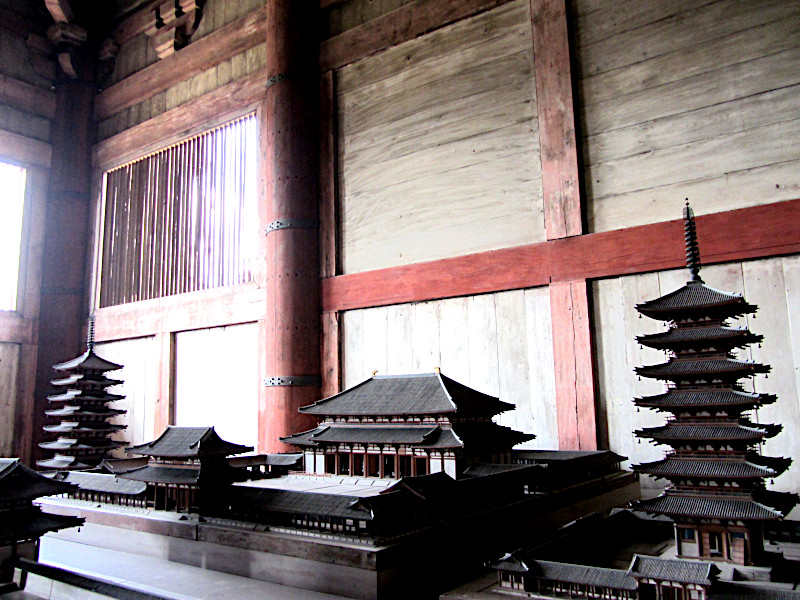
[281, 371, 534, 479]
[632, 203, 797, 565]
[37, 326, 128, 471]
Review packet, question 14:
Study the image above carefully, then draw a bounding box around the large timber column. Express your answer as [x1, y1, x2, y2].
[259, 0, 321, 452]
[33, 78, 94, 462]
[531, 0, 598, 450]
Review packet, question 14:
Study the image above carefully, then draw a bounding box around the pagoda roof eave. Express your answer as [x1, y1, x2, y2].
[634, 390, 776, 410]
[632, 456, 790, 479]
[53, 349, 124, 372]
[635, 359, 769, 381]
[637, 492, 796, 521]
[635, 281, 757, 320]
[636, 327, 762, 350]
[635, 422, 781, 442]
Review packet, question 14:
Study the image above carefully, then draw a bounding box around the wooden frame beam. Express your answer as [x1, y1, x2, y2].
[321, 199, 800, 312]
[93, 67, 267, 170]
[0, 129, 51, 168]
[95, 4, 270, 121]
[319, 0, 512, 70]
[0, 74, 56, 120]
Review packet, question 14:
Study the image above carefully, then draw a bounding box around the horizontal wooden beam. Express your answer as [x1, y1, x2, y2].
[94, 282, 265, 341]
[93, 67, 267, 170]
[95, 4, 270, 121]
[0, 74, 56, 119]
[0, 129, 51, 168]
[0, 313, 35, 345]
[322, 199, 800, 312]
[112, 0, 161, 46]
[320, 0, 512, 70]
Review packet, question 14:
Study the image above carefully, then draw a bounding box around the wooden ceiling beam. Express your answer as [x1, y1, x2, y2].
[0, 74, 56, 120]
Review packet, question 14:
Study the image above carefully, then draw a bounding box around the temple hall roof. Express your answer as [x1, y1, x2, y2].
[282, 424, 464, 448]
[637, 326, 762, 350]
[0, 508, 84, 543]
[633, 456, 790, 479]
[53, 349, 124, 372]
[126, 426, 253, 458]
[637, 492, 796, 520]
[636, 421, 781, 443]
[628, 554, 718, 585]
[60, 471, 147, 495]
[0, 458, 76, 502]
[636, 281, 756, 321]
[232, 486, 375, 520]
[298, 372, 513, 417]
[118, 465, 200, 485]
[634, 389, 776, 410]
[530, 560, 638, 591]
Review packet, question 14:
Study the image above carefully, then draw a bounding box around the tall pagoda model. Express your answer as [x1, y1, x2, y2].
[37, 319, 127, 471]
[632, 202, 797, 566]
[282, 371, 534, 479]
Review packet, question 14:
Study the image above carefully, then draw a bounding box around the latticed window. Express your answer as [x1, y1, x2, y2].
[98, 114, 259, 307]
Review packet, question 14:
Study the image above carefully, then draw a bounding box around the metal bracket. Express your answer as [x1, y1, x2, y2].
[264, 375, 321, 387]
[265, 72, 290, 90]
[265, 218, 319, 235]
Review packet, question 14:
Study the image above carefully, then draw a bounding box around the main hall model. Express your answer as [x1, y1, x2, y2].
[632, 203, 797, 565]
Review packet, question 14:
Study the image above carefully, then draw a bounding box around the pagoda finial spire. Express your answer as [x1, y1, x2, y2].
[683, 199, 702, 283]
[87, 312, 96, 350]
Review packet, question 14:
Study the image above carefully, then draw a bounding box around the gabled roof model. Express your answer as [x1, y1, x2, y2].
[298, 372, 514, 417]
[127, 426, 254, 459]
[628, 554, 719, 586]
[0, 458, 77, 503]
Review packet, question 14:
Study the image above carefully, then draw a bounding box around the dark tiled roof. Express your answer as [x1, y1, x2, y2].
[233, 486, 374, 520]
[47, 390, 125, 402]
[488, 554, 529, 573]
[385, 471, 457, 500]
[282, 425, 464, 448]
[61, 471, 147, 495]
[528, 560, 637, 591]
[0, 459, 76, 501]
[299, 372, 512, 417]
[637, 326, 761, 349]
[633, 457, 789, 479]
[635, 390, 775, 410]
[39, 439, 127, 452]
[43, 423, 126, 435]
[118, 465, 200, 485]
[636, 281, 756, 319]
[637, 493, 792, 520]
[636, 359, 769, 380]
[713, 582, 800, 599]
[0, 508, 84, 542]
[127, 426, 253, 458]
[53, 349, 123, 372]
[636, 421, 780, 442]
[36, 456, 93, 470]
[45, 406, 126, 418]
[98, 457, 149, 474]
[628, 555, 717, 585]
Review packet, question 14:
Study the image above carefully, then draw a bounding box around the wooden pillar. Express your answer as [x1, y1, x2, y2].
[33, 78, 94, 462]
[531, 0, 597, 449]
[258, 0, 321, 452]
[153, 331, 174, 436]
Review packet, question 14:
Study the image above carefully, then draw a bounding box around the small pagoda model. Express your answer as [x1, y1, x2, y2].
[632, 202, 797, 566]
[281, 371, 534, 479]
[37, 318, 127, 471]
[121, 426, 254, 513]
[0, 458, 83, 586]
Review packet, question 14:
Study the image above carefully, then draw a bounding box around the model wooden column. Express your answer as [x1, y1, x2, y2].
[259, 0, 321, 452]
[33, 79, 94, 463]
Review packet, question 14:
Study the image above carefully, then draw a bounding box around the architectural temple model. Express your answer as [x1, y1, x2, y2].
[37, 322, 128, 472]
[632, 203, 797, 566]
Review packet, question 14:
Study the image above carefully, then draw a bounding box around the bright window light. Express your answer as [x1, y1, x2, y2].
[0, 162, 26, 311]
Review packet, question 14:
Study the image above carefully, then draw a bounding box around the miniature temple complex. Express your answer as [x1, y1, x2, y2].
[120, 426, 254, 513]
[37, 322, 128, 471]
[631, 203, 797, 565]
[281, 372, 534, 479]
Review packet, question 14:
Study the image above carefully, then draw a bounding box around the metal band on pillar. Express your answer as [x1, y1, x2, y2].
[264, 218, 319, 235]
[264, 375, 321, 387]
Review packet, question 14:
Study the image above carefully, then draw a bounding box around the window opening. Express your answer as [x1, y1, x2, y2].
[0, 162, 27, 311]
[98, 113, 259, 307]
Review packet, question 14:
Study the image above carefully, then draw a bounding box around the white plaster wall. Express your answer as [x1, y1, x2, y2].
[174, 322, 259, 449]
[593, 257, 800, 494]
[95, 336, 158, 448]
[341, 287, 557, 449]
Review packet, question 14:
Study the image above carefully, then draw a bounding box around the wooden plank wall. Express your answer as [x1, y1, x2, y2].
[336, 0, 544, 273]
[573, 0, 800, 232]
[0, 343, 21, 455]
[173, 323, 259, 449]
[342, 288, 557, 448]
[95, 337, 159, 447]
[593, 257, 800, 493]
[97, 0, 268, 143]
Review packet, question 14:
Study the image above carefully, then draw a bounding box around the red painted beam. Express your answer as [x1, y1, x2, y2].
[321, 199, 800, 312]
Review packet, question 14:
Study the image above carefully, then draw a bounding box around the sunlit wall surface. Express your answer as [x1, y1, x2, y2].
[0, 162, 27, 311]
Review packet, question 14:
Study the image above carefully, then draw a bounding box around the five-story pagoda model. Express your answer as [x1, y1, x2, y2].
[632, 202, 797, 566]
[37, 319, 127, 471]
